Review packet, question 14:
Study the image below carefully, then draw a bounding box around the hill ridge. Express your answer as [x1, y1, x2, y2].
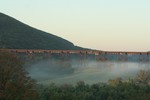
[0, 13, 83, 50]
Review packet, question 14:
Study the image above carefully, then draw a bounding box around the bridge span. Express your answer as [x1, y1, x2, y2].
[0, 49, 149, 55]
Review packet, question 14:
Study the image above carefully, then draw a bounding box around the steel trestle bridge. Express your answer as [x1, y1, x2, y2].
[0, 49, 150, 55]
[0, 49, 150, 62]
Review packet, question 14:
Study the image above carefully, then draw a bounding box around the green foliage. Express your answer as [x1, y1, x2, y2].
[0, 13, 84, 50]
[0, 51, 38, 100]
[38, 72, 150, 100]
[108, 77, 122, 86]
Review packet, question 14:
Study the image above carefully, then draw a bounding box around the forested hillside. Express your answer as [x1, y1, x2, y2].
[0, 13, 83, 50]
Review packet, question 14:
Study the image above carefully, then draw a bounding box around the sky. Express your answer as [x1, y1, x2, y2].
[0, 0, 150, 51]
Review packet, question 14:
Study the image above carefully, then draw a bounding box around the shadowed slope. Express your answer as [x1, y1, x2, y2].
[0, 13, 83, 50]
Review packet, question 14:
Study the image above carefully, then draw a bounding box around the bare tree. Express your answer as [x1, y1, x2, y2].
[135, 69, 150, 85]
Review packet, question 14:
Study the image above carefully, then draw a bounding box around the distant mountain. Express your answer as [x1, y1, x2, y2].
[0, 13, 84, 50]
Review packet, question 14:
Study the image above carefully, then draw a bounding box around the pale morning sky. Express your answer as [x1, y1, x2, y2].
[0, 0, 150, 51]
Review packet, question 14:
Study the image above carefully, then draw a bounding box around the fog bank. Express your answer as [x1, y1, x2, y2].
[26, 59, 150, 85]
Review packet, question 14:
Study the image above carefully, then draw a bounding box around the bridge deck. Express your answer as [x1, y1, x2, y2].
[0, 49, 149, 55]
